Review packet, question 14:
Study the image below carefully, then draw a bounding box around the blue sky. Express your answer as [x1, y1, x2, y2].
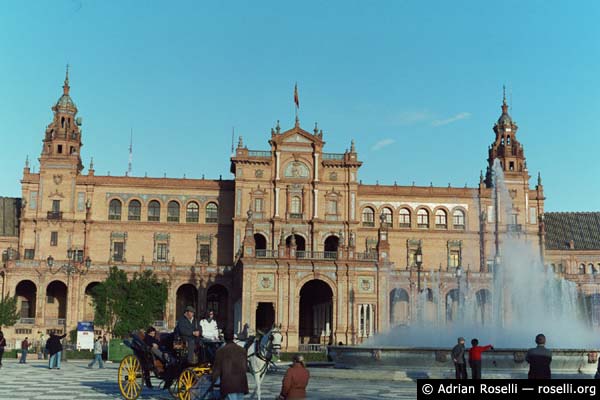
[1, 0, 599, 211]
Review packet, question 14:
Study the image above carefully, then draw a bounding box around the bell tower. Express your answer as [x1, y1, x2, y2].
[484, 87, 527, 187]
[40, 66, 84, 173]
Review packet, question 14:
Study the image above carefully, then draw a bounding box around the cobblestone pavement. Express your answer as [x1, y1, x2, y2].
[0, 360, 418, 399]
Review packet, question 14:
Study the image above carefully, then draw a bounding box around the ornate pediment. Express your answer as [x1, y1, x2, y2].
[282, 133, 312, 144]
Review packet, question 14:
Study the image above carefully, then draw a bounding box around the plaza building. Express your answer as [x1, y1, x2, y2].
[1, 72, 599, 350]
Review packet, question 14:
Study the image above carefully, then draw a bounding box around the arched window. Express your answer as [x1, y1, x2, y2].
[205, 203, 218, 223]
[362, 207, 375, 227]
[417, 209, 429, 228]
[399, 208, 411, 228]
[435, 209, 447, 228]
[290, 196, 302, 218]
[108, 199, 122, 220]
[589, 263, 596, 275]
[382, 207, 393, 226]
[453, 209, 465, 229]
[186, 202, 199, 223]
[167, 201, 180, 222]
[128, 200, 141, 221]
[579, 263, 586, 274]
[148, 200, 161, 222]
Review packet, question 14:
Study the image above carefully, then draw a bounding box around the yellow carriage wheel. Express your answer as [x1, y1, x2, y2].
[178, 367, 199, 400]
[118, 355, 143, 400]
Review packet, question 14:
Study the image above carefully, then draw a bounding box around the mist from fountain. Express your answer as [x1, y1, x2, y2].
[368, 160, 598, 349]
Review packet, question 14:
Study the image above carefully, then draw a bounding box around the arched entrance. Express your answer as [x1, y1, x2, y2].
[15, 280, 37, 321]
[84, 282, 101, 322]
[255, 302, 275, 333]
[254, 233, 267, 256]
[324, 235, 339, 258]
[390, 288, 409, 326]
[176, 284, 198, 318]
[299, 279, 333, 345]
[286, 234, 306, 251]
[206, 284, 228, 329]
[46, 281, 67, 324]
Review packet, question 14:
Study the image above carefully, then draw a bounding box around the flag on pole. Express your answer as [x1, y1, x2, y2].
[294, 83, 299, 109]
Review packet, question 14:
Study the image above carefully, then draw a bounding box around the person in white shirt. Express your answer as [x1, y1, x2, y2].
[200, 310, 220, 362]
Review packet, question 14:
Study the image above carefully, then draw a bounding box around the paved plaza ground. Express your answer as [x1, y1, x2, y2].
[0, 359, 418, 399]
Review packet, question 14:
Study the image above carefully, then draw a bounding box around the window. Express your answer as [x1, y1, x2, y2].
[50, 231, 58, 246]
[362, 207, 375, 227]
[399, 208, 411, 228]
[24, 249, 35, 260]
[156, 243, 168, 262]
[435, 209, 447, 228]
[290, 196, 302, 217]
[510, 213, 518, 225]
[254, 198, 263, 213]
[382, 208, 393, 226]
[199, 244, 210, 263]
[52, 200, 61, 212]
[186, 202, 199, 223]
[328, 199, 338, 215]
[108, 199, 122, 220]
[529, 207, 537, 224]
[113, 242, 124, 262]
[358, 304, 375, 338]
[74, 250, 84, 262]
[57, 145, 63, 154]
[449, 250, 460, 268]
[167, 201, 180, 222]
[417, 209, 429, 228]
[579, 263, 586, 274]
[148, 200, 161, 222]
[205, 203, 218, 223]
[453, 209, 465, 229]
[128, 200, 141, 221]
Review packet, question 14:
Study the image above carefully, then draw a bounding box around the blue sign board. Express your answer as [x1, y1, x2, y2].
[77, 321, 94, 332]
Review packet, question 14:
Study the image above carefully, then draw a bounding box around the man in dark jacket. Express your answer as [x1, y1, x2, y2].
[46, 333, 67, 369]
[212, 329, 248, 399]
[175, 305, 201, 364]
[526, 333, 552, 379]
[451, 337, 468, 379]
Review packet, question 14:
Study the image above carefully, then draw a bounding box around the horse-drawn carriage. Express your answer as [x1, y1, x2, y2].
[118, 332, 220, 400]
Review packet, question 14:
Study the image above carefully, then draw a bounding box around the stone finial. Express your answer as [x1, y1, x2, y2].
[314, 122, 319, 135]
[25, 155, 29, 169]
[537, 171, 542, 186]
[480, 170, 484, 184]
[237, 136, 244, 149]
[350, 139, 356, 153]
[89, 157, 94, 170]
[276, 120, 281, 133]
[247, 209, 253, 221]
[63, 64, 70, 95]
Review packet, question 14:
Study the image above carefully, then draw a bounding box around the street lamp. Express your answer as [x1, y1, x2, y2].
[415, 245, 423, 292]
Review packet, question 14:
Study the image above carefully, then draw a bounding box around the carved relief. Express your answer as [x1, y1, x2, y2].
[255, 169, 264, 178]
[53, 174, 63, 185]
[284, 161, 309, 178]
[257, 273, 275, 291]
[329, 172, 338, 181]
[358, 276, 375, 293]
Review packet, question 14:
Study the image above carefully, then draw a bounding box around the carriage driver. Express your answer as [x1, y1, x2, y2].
[200, 309, 220, 363]
[175, 305, 202, 364]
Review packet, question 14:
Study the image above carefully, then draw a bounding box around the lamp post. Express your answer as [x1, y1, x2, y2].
[415, 245, 423, 292]
[46, 249, 92, 360]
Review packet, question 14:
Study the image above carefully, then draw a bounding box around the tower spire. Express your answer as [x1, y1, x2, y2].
[63, 64, 70, 95]
[501, 84, 508, 114]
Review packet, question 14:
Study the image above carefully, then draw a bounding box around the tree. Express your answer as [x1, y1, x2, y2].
[0, 294, 19, 328]
[91, 267, 168, 337]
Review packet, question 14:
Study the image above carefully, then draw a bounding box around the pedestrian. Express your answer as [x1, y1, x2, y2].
[88, 336, 104, 369]
[200, 309, 220, 363]
[278, 354, 310, 400]
[19, 337, 30, 364]
[174, 305, 201, 364]
[526, 333, 552, 379]
[468, 338, 493, 379]
[451, 337, 468, 379]
[0, 331, 6, 368]
[37, 331, 46, 358]
[47, 332, 67, 369]
[101, 334, 108, 361]
[211, 329, 249, 400]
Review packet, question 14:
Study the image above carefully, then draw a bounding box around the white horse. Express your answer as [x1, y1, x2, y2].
[235, 324, 283, 400]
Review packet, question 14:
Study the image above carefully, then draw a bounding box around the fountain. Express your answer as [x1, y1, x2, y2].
[329, 161, 599, 377]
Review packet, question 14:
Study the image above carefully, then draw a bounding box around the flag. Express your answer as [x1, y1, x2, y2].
[294, 83, 299, 109]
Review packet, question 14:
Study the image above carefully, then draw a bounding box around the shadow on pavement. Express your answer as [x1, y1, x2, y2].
[81, 381, 172, 399]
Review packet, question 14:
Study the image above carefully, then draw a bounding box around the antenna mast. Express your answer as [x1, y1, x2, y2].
[128, 129, 133, 176]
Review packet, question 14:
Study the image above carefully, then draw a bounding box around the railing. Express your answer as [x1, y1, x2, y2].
[47, 211, 63, 220]
[298, 344, 327, 353]
[256, 249, 278, 258]
[356, 252, 378, 261]
[323, 153, 344, 160]
[18, 318, 35, 324]
[248, 150, 272, 158]
[45, 318, 66, 326]
[362, 221, 375, 227]
[289, 213, 303, 219]
[507, 224, 522, 232]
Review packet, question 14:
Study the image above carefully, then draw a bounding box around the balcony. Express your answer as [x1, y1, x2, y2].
[47, 211, 63, 220]
[362, 221, 375, 227]
[323, 153, 344, 160]
[507, 224, 522, 233]
[18, 318, 35, 325]
[256, 249, 278, 258]
[248, 150, 272, 158]
[45, 318, 66, 326]
[289, 213, 303, 220]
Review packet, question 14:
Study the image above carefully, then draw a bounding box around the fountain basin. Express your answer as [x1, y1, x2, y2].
[327, 346, 600, 376]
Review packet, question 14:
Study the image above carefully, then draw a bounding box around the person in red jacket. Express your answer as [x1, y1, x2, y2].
[468, 338, 493, 379]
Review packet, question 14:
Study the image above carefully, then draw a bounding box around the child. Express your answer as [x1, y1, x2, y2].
[468, 338, 493, 379]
